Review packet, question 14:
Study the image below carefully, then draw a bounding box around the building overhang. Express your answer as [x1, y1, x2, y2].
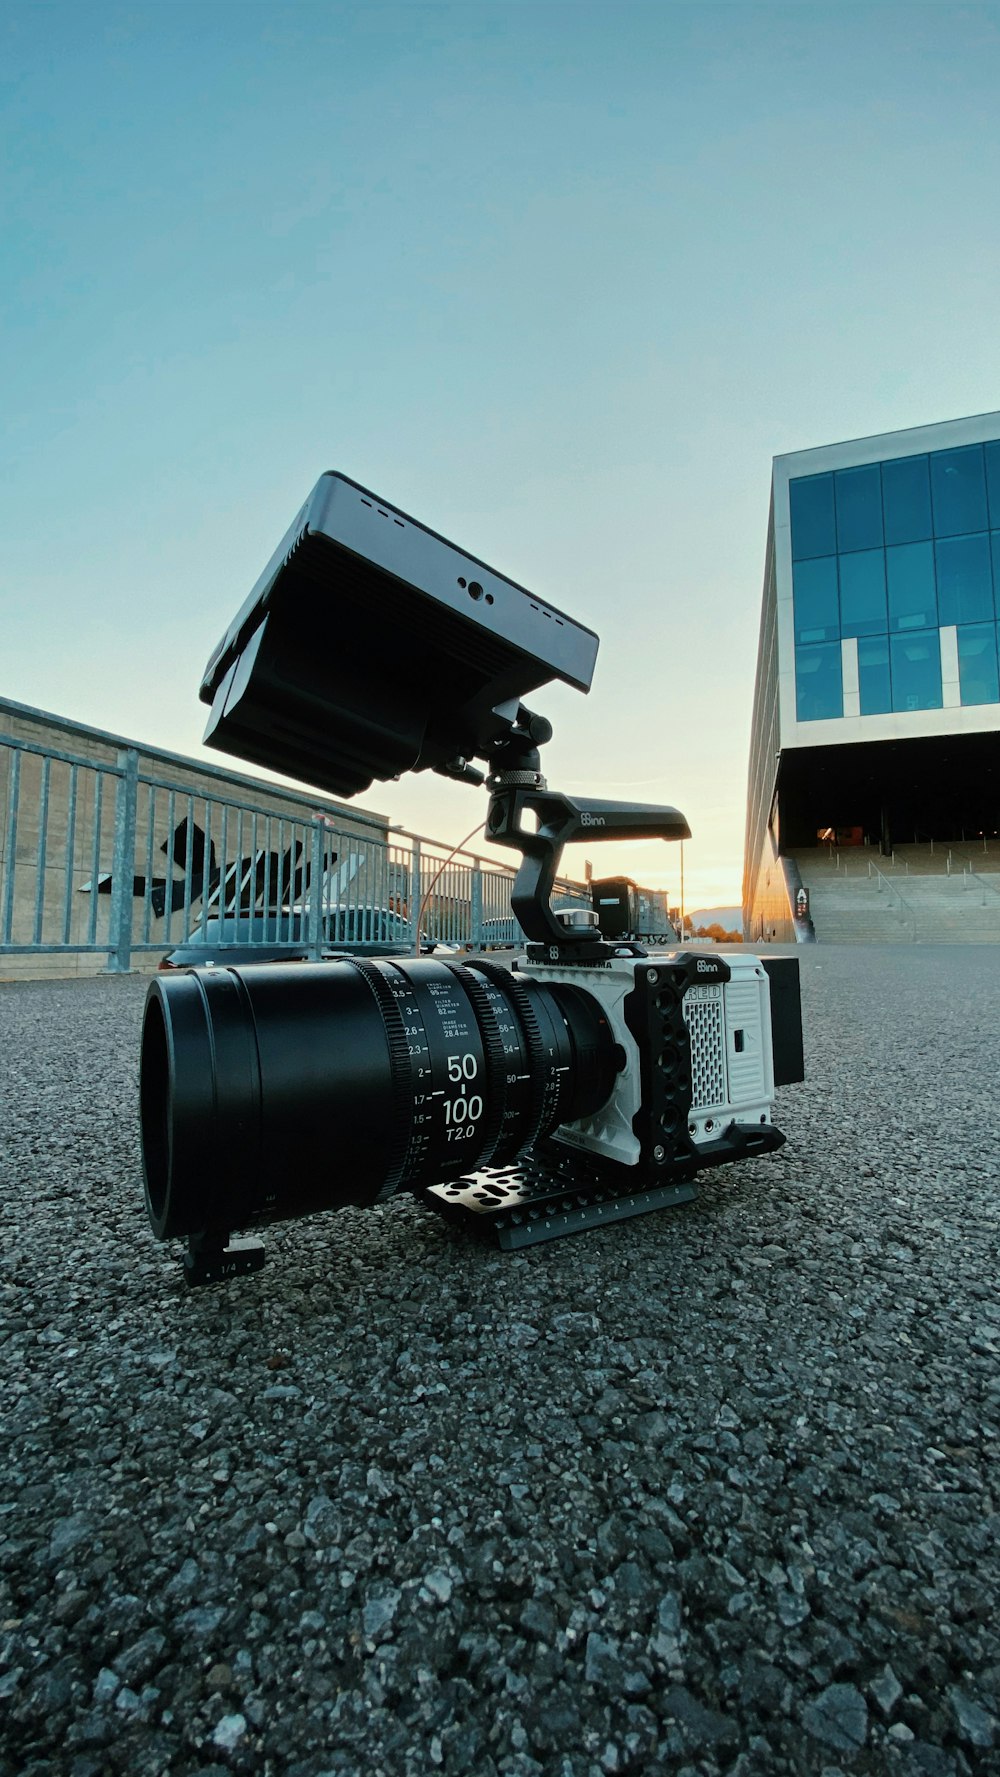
[777, 729, 1000, 845]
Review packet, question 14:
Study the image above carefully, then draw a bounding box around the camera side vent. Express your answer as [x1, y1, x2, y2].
[723, 976, 769, 1107]
[683, 986, 726, 1109]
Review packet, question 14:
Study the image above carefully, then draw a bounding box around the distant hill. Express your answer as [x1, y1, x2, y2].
[688, 906, 743, 935]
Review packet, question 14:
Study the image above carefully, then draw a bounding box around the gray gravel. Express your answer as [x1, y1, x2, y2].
[1, 946, 999, 1777]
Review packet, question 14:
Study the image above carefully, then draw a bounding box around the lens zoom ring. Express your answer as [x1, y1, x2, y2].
[442, 962, 510, 1165]
[347, 958, 415, 1200]
[468, 961, 551, 1155]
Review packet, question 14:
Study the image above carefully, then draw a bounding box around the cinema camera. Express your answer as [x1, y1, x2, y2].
[139, 474, 803, 1284]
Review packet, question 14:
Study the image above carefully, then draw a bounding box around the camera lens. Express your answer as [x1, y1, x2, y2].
[140, 958, 618, 1240]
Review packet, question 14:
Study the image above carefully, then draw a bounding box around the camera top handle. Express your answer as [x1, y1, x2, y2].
[481, 708, 690, 954]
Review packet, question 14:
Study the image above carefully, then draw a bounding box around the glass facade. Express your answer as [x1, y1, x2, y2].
[790, 437, 1000, 720]
[857, 636, 891, 715]
[888, 631, 942, 712]
[957, 624, 1000, 705]
[794, 640, 842, 720]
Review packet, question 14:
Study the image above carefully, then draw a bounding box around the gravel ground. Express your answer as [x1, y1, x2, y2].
[1, 946, 998, 1777]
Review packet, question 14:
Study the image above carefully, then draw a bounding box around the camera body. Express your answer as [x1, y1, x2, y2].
[528, 948, 779, 1173]
[419, 944, 794, 1251]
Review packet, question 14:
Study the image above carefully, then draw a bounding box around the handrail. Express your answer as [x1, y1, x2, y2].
[867, 859, 916, 938]
[868, 858, 902, 898]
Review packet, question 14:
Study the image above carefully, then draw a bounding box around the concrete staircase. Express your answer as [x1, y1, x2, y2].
[792, 844, 1000, 944]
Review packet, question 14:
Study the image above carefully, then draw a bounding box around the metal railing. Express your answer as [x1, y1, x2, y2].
[866, 859, 916, 939]
[952, 867, 1000, 909]
[0, 724, 592, 972]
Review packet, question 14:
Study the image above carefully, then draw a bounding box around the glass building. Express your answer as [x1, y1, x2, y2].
[744, 411, 1000, 939]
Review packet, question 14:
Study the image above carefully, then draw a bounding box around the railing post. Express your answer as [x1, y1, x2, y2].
[410, 840, 422, 950]
[471, 864, 483, 950]
[106, 749, 138, 973]
[1, 747, 21, 945]
[309, 819, 325, 958]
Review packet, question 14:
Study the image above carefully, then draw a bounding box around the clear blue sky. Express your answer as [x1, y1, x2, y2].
[3, 1, 1000, 909]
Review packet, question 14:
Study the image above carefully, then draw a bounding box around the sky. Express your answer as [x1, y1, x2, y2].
[3, 0, 1000, 912]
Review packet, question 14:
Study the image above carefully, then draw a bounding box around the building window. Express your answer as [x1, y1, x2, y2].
[790, 473, 836, 561]
[835, 464, 883, 552]
[886, 541, 937, 631]
[882, 454, 932, 545]
[838, 548, 887, 637]
[795, 641, 843, 720]
[858, 637, 892, 714]
[930, 445, 989, 537]
[935, 533, 994, 626]
[889, 630, 942, 711]
[790, 437, 1000, 725]
[792, 555, 840, 642]
[957, 624, 1000, 705]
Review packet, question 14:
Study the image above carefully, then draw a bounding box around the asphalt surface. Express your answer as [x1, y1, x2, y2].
[1, 946, 998, 1777]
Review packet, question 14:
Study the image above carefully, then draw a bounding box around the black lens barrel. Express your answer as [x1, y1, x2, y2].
[140, 957, 618, 1241]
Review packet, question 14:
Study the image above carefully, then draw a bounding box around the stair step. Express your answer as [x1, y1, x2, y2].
[792, 860, 1000, 945]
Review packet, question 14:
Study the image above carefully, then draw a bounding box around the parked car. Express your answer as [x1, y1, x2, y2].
[159, 907, 415, 969]
[475, 903, 582, 950]
[477, 916, 520, 949]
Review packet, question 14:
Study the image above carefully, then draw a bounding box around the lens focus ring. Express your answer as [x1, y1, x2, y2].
[467, 960, 553, 1154]
[345, 958, 416, 1200]
[441, 962, 510, 1167]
